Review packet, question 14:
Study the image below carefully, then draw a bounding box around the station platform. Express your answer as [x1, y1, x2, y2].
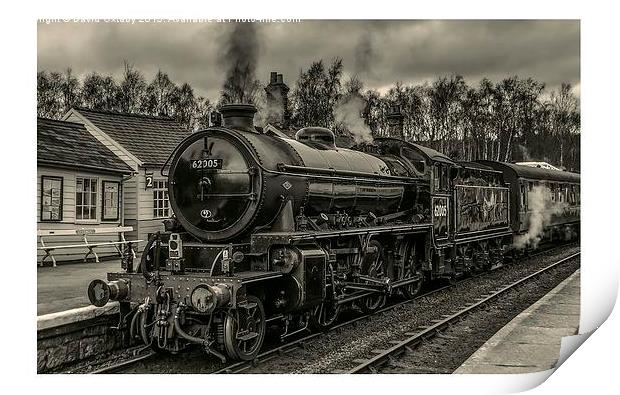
[455, 269, 580, 374]
[37, 259, 121, 316]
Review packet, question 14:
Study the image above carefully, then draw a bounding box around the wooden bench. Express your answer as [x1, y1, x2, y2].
[37, 226, 142, 267]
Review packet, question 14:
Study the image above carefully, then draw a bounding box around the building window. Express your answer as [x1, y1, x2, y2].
[41, 176, 63, 221]
[76, 177, 98, 220]
[153, 180, 170, 218]
[102, 181, 120, 221]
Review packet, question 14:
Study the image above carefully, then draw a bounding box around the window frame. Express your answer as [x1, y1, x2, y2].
[40, 175, 64, 222]
[75, 176, 99, 223]
[101, 180, 121, 221]
[153, 179, 170, 219]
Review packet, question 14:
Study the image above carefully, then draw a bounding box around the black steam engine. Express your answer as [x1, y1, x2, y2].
[87, 103, 580, 361]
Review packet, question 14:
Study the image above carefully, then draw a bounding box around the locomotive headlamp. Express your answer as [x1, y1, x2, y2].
[169, 233, 182, 259]
[87, 279, 129, 307]
[190, 284, 232, 314]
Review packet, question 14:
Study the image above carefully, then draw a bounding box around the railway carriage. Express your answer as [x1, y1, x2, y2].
[86, 103, 580, 362]
[479, 161, 580, 243]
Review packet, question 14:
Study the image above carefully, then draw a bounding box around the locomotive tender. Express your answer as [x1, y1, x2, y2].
[87, 103, 580, 361]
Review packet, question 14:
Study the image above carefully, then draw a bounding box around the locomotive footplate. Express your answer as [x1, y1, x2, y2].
[251, 224, 432, 254]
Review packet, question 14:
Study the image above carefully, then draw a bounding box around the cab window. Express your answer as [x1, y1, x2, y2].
[401, 147, 427, 175]
[433, 164, 449, 192]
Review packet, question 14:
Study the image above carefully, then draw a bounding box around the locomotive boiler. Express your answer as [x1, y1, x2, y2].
[167, 104, 416, 242]
[86, 103, 580, 362]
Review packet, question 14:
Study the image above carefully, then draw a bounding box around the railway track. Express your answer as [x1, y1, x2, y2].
[347, 251, 580, 373]
[86, 243, 577, 374]
[90, 348, 157, 374]
[215, 279, 456, 373]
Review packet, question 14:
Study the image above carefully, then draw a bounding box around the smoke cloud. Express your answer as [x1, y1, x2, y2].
[335, 94, 373, 144]
[218, 23, 261, 104]
[353, 33, 378, 75]
[513, 185, 567, 249]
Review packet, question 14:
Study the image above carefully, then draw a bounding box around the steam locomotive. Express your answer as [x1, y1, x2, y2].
[87, 103, 580, 362]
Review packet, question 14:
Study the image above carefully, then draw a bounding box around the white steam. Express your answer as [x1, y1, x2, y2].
[334, 95, 373, 144]
[513, 185, 567, 249]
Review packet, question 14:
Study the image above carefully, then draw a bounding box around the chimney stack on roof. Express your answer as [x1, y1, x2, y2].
[265, 71, 290, 129]
[386, 105, 405, 139]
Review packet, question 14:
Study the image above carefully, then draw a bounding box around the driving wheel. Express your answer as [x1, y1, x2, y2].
[310, 300, 341, 330]
[223, 295, 266, 361]
[357, 240, 387, 313]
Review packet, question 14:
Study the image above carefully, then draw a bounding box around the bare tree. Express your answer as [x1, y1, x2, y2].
[82, 72, 118, 111]
[117, 61, 147, 114]
[549, 83, 580, 167]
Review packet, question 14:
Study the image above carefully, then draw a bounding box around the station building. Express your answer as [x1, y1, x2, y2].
[63, 108, 190, 247]
[37, 117, 134, 263]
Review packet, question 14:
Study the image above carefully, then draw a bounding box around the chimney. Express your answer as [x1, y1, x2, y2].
[386, 105, 404, 139]
[264, 71, 290, 128]
[209, 111, 222, 127]
[219, 103, 257, 132]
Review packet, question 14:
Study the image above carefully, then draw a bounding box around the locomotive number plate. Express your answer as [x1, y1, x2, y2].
[191, 159, 223, 169]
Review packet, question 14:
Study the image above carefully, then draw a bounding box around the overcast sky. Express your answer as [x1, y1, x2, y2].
[37, 20, 580, 100]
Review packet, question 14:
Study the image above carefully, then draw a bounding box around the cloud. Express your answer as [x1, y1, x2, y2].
[37, 20, 580, 100]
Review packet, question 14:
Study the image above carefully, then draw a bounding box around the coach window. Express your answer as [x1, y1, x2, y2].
[153, 180, 170, 218]
[102, 181, 120, 221]
[550, 184, 556, 202]
[520, 184, 527, 210]
[41, 176, 63, 221]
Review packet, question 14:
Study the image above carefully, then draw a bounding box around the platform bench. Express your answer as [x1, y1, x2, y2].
[37, 226, 142, 267]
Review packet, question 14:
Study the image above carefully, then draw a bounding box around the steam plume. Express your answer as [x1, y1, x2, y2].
[264, 88, 284, 126]
[513, 185, 567, 249]
[335, 94, 373, 144]
[517, 144, 531, 161]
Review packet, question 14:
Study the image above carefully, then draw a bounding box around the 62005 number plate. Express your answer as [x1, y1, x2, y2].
[191, 159, 223, 169]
